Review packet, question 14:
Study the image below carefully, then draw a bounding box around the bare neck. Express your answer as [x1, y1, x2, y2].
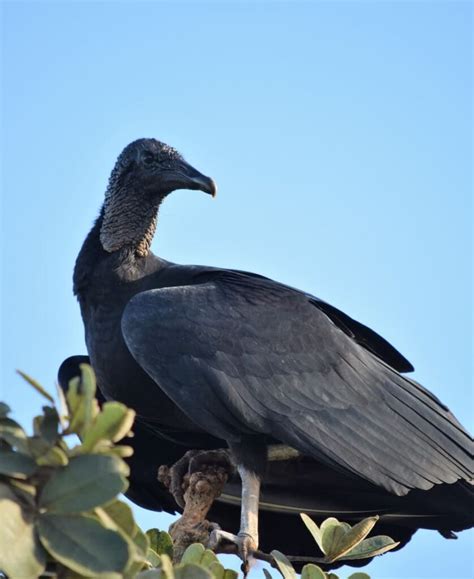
[99, 185, 161, 258]
[73, 193, 161, 300]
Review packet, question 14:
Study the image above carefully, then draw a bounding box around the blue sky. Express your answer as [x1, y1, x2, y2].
[1, 1, 472, 578]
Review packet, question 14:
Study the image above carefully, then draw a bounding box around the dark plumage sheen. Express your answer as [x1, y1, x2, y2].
[61, 138, 473, 567]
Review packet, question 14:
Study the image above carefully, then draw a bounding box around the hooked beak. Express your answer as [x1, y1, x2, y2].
[161, 159, 217, 197]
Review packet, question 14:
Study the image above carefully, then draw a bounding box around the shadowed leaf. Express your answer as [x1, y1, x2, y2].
[0, 449, 36, 479]
[0, 417, 28, 453]
[301, 564, 327, 579]
[39, 454, 129, 513]
[65, 366, 99, 436]
[340, 535, 399, 560]
[102, 500, 135, 536]
[200, 548, 219, 568]
[146, 547, 161, 568]
[271, 550, 297, 579]
[36, 445, 69, 466]
[34, 406, 60, 445]
[0, 483, 46, 578]
[147, 529, 174, 558]
[37, 513, 131, 575]
[175, 564, 213, 579]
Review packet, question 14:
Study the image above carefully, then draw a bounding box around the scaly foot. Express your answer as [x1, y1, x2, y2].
[208, 529, 258, 576]
[158, 448, 234, 508]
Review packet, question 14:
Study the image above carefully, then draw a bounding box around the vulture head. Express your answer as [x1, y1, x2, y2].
[100, 138, 216, 256]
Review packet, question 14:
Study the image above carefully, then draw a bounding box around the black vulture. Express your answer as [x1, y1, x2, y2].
[63, 138, 473, 569]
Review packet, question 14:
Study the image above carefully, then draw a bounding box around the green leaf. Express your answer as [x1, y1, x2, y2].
[199, 548, 219, 568]
[181, 542, 206, 564]
[301, 564, 327, 579]
[79, 364, 98, 430]
[65, 377, 81, 419]
[136, 571, 163, 579]
[347, 574, 371, 579]
[65, 366, 99, 437]
[300, 513, 323, 552]
[39, 454, 129, 513]
[340, 535, 399, 561]
[17, 370, 55, 403]
[92, 440, 135, 458]
[8, 478, 36, 507]
[36, 445, 69, 466]
[125, 523, 151, 575]
[326, 516, 379, 562]
[158, 554, 175, 578]
[61, 570, 123, 579]
[81, 402, 135, 452]
[94, 502, 148, 575]
[45, 564, 123, 579]
[147, 529, 174, 558]
[146, 547, 162, 568]
[102, 500, 136, 537]
[207, 560, 225, 579]
[133, 523, 150, 555]
[27, 435, 52, 459]
[320, 517, 347, 557]
[0, 417, 28, 453]
[263, 570, 274, 579]
[37, 512, 131, 575]
[0, 402, 11, 417]
[271, 550, 297, 579]
[0, 449, 36, 479]
[55, 381, 70, 429]
[34, 406, 60, 445]
[0, 483, 46, 578]
[175, 564, 213, 579]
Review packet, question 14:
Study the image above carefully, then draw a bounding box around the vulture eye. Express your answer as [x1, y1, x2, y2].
[142, 152, 154, 165]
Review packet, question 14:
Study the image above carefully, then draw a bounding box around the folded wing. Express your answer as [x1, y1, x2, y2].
[121, 271, 473, 497]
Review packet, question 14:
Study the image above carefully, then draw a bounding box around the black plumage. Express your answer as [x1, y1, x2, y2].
[62, 138, 473, 567]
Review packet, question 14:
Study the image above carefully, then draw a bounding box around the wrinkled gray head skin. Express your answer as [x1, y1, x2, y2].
[100, 138, 216, 257]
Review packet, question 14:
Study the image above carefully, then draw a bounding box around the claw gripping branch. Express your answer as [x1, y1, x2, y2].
[158, 461, 230, 562]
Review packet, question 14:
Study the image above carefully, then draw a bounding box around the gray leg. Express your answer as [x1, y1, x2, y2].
[208, 465, 261, 575]
[237, 464, 261, 558]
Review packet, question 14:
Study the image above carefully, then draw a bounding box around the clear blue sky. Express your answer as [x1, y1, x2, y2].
[1, 2, 472, 578]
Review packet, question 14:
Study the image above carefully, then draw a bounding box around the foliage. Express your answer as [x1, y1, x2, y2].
[0, 367, 397, 578]
[267, 512, 398, 579]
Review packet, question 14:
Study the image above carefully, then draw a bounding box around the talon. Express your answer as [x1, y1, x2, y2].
[208, 528, 257, 573]
[208, 529, 239, 550]
[188, 449, 235, 476]
[159, 449, 234, 509]
[158, 449, 200, 508]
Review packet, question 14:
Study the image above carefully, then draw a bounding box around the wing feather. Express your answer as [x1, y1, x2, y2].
[121, 273, 473, 497]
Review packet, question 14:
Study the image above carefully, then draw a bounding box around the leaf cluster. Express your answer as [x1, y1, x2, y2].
[0, 366, 141, 577]
[267, 513, 399, 579]
[0, 366, 398, 578]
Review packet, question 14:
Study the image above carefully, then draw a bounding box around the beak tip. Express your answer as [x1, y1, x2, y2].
[209, 179, 217, 198]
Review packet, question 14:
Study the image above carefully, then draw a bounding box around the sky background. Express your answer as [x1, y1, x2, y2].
[1, 1, 472, 578]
